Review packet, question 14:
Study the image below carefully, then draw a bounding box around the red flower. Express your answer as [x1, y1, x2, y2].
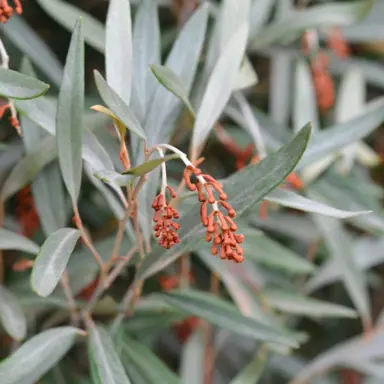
[0, 0, 22, 23]
[16, 185, 39, 238]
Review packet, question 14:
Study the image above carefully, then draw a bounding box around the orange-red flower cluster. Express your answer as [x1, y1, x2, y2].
[311, 53, 335, 114]
[328, 27, 351, 60]
[184, 166, 244, 263]
[16, 185, 39, 238]
[0, 0, 22, 23]
[152, 186, 180, 249]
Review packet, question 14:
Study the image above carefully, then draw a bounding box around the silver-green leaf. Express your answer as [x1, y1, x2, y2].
[0, 228, 39, 254]
[0, 285, 27, 341]
[31, 228, 81, 297]
[88, 325, 131, 384]
[0, 327, 81, 384]
[56, 18, 84, 203]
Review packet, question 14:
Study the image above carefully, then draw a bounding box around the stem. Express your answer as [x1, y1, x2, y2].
[157, 147, 167, 196]
[60, 271, 80, 326]
[81, 246, 138, 316]
[203, 273, 220, 384]
[72, 204, 105, 275]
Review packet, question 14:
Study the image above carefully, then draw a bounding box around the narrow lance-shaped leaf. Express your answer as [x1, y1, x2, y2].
[36, 0, 105, 53]
[150, 64, 195, 117]
[0, 68, 49, 99]
[122, 154, 179, 176]
[106, 0, 132, 104]
[31, 228, 81, 297]
[308, 189, 371, 328]
[0, 285, 27, 341]
[264, 189, 371, 218]
[180, 331, 205, 384]
[0, 135, 57, 201]
[131, 0, 160, 122]
[250, 0, 374, 50]
[0, 228, 39, 254]
[56, 18, 84, 203]
[262, 289, 357, 319]
[160, 290, 298, 347]
[137, 124, 311, 280]
[191, 24, 249, 158]
[94, 70, 146, 140]
[0, 327, 81, 384]
[88, 325, 131, 384]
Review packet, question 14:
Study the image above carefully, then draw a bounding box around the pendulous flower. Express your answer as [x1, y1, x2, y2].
[184, 165, 244, 263]
[0, 0, 22, 23]
[152, 185, 180, 249]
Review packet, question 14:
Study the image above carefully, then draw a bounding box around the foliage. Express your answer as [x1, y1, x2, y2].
[0, 0, 384, 383]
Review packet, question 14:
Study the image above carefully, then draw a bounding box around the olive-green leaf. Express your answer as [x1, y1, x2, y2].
[136, 124, 311, 281]
[56, 18, 84, 203]
[0, 228, 39, 254]
[150, 64, 195, 117]
[0, 68, 49, 100]
[121, 336, 180, 384]
[122, 154, 179, 176]
[0, 285, 27, 341]
[88, 325, 131, 384]
[106, 0, 132, 104]
[160, 290, 298, 347]
[94, 70, 146, 140]
[36, 0, 105, 53]
[31, 228, 81, 297]
[262, 289, 357, 319]
[0, 327, 81, 384]
[251, 0, 374, 50]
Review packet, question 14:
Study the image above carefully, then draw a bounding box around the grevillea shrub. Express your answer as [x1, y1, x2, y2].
[1, 0, 384, 383]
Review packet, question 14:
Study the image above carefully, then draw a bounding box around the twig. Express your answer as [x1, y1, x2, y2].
[204, 273, 219, 384]
[72, 204, 105, 274]
[60, 271, 80, 326]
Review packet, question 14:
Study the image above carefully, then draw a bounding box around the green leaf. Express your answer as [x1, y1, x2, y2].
[120, 336, 180, 384]
[262, 289, 357, 319]
[21, 102, 66, 235]
[36, 0, 105, 53]
[251, 0, 374, 50]
[180, 331, 205, 384]
[122, 154, 179, 176]
[136, 124, 311, 280]
[265, 189, 371, 218]
[308, 190, 371, 327]
[298, 97, 384, 169]
[88, 326, 131, 384]
[160, 290, 298, 347]
[143, 3, 208, 148]
[191, 24, 249, 155]
[0, 136, 56, 201]
[0, 285, 26, 341]
[229, 348, 267, 384]
[57, 18, 84, 203]
[94, 70, 146, 140]
[131, 0, 160, 122]
[0, 68, 49, 100]
[106, 0, 132, 104]
[150, 64, 195, 117]
[0, 327, 81, 384]
[293, 58, 319, 133]
[0, 228, 39, 254]
[1, 16, 63, 86]
[241, 228, 315, 275]
[31, 228, 81, 297]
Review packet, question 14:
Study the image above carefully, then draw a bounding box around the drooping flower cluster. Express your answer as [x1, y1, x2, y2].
[152, 185, 180, 249]
[16, 185, 39, 238]
[184, 165, 244, 263]
[0, 0, 22, 23]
